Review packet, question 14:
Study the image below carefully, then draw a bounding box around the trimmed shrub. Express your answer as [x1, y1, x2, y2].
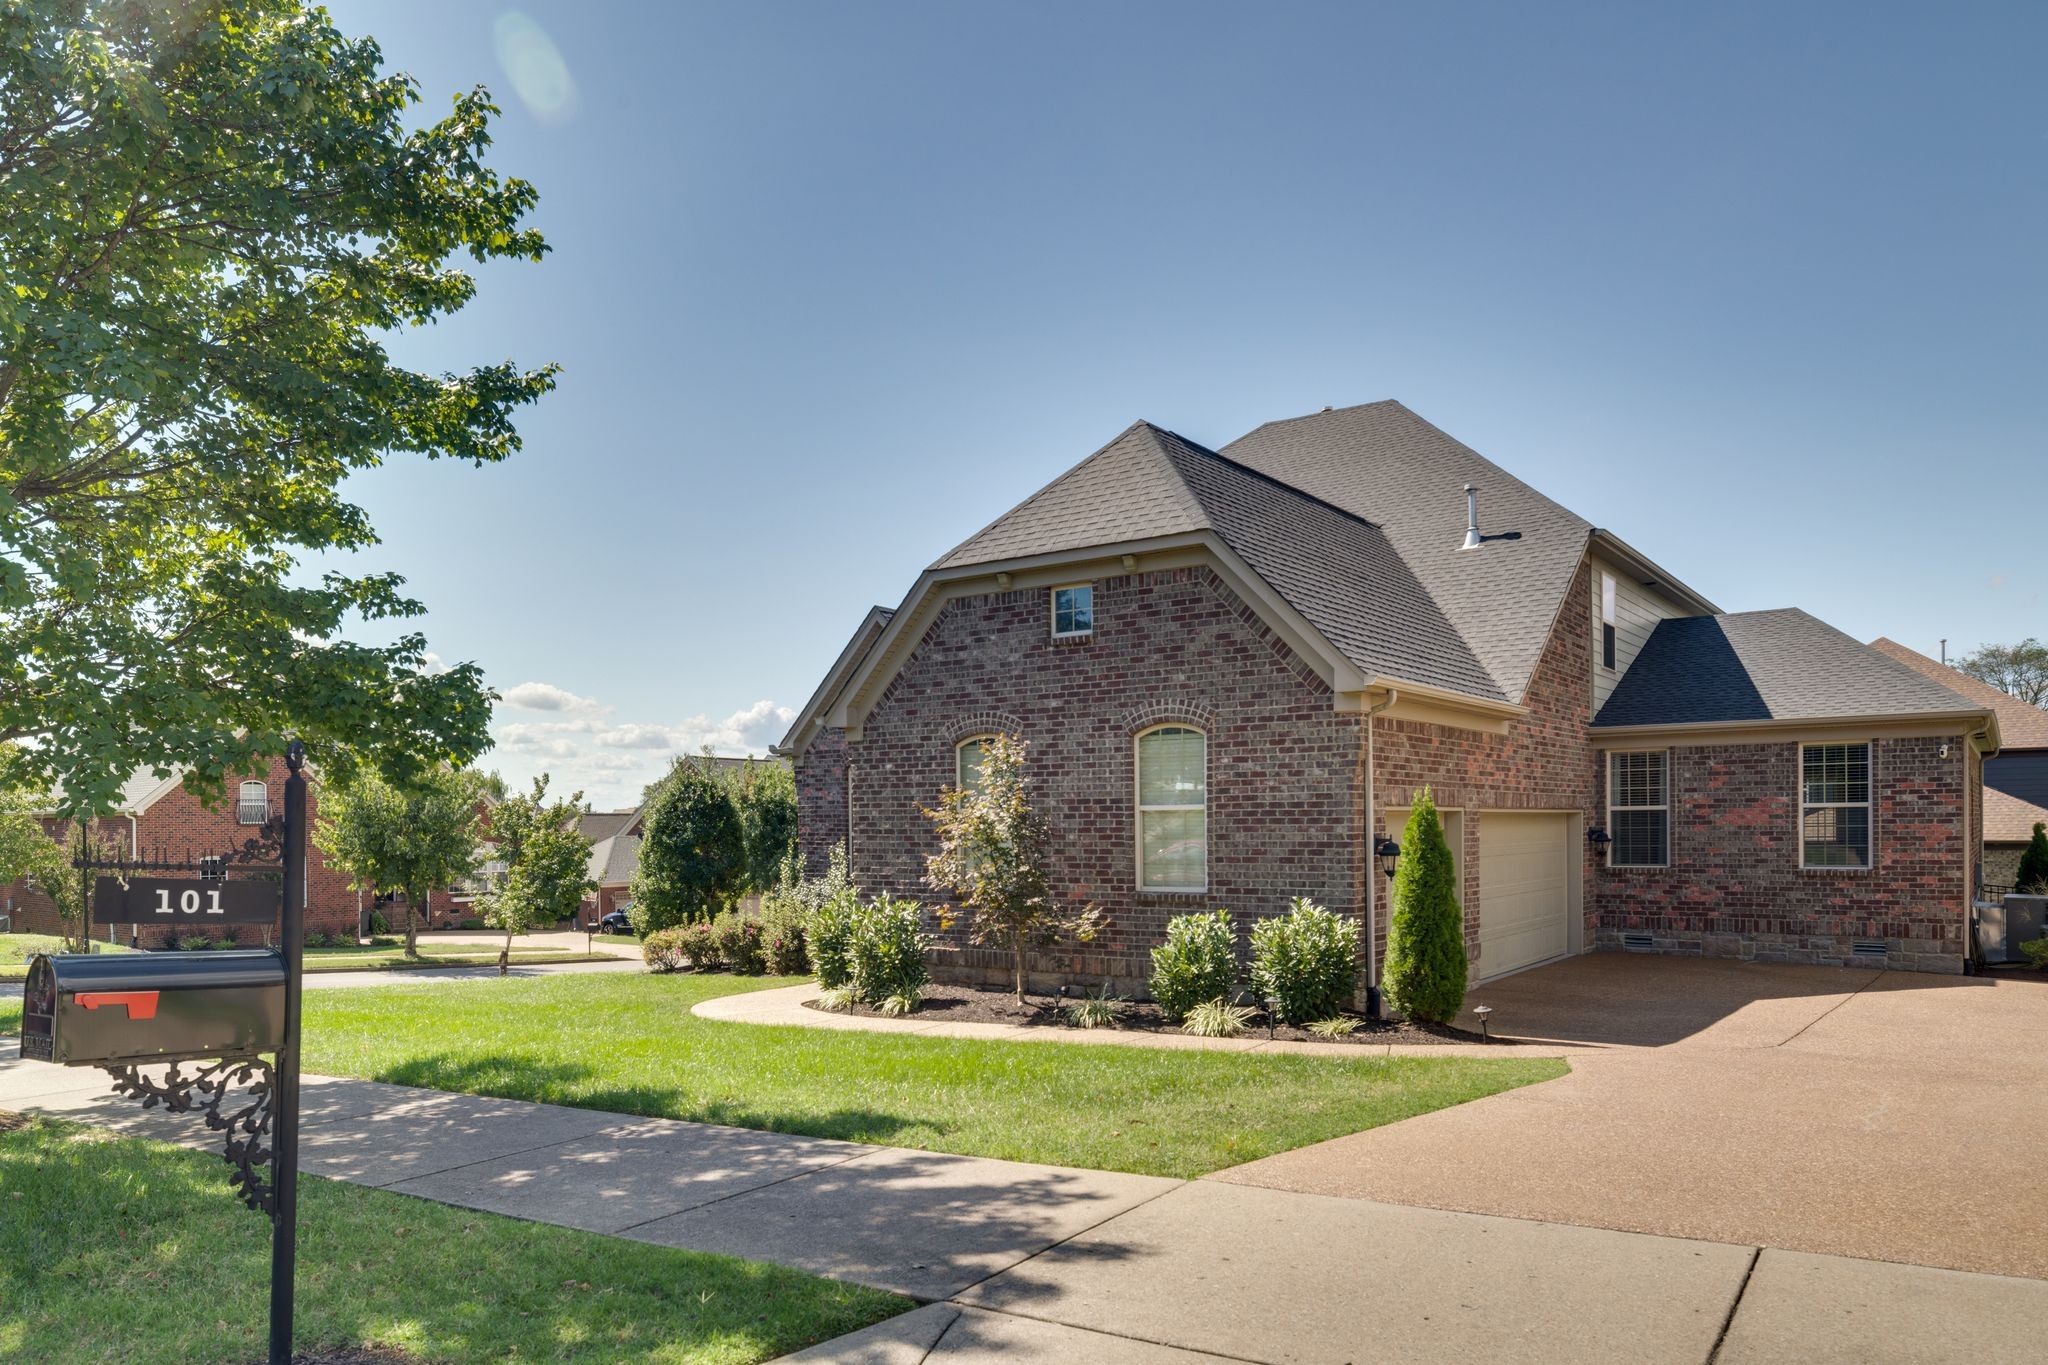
[2021, 938, 2048, 970]
[2017, 822, 2048, 894]
[677, 920, 725, 970]
[1381, 789, 1468, 1024]
[847, 894, 930, 1009]
[641, 927, 688, 973]
[807, 889, 858, 990]
[177, 934, 215, 952]
[759, 900, 809, 975]
[367, 909, 391, 936]
[1149, 910, 1239, 1022]
[1248, 898, 1360, 1024]
[630, 758, 747, 934]
[710, 910, 767, 975]
[304, 932, 329, 949]
[458, 917, 487, 931]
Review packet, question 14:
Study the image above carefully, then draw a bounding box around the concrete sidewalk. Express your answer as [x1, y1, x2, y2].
[1, 1039, 2039, 1364]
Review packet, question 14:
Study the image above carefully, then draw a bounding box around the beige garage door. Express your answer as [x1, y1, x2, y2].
[1477, 813, 1571, 980]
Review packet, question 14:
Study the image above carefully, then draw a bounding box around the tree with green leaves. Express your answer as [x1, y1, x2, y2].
[0, 0, 554, 815]
[1381, 789, 1468, 1024]
[730, 758, 798, 895]
[1957, 640, 2048, 708]
[475, 775, 595, 972]
[629, 757, 747, 934]
[2017, 822, 2048, 895]
[313, 766, 490, 956]
[0, 745, 83, 945]
[925, 733, 1101, 1000]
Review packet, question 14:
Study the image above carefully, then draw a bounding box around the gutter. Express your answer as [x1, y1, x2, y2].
[1360, 688, 1398, 1019]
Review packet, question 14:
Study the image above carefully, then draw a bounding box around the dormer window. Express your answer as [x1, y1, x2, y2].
[1051, 585, 1094, 639]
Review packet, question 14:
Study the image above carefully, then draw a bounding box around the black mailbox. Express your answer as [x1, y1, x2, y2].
[20, 951, 286, 1066]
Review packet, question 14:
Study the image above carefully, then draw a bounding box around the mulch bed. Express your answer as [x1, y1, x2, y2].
[805, 982, 1509, 1046]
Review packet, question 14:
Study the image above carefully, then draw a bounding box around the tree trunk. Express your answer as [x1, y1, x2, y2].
[1012, 931, 1027, 1002]
[403, 895, 420, 958]
[501, 925, 512, 975]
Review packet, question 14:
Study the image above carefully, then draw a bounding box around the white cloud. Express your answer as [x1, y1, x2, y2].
[502, 681, 605, 714]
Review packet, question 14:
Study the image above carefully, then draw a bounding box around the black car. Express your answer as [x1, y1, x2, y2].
[597, 910, 633, 935]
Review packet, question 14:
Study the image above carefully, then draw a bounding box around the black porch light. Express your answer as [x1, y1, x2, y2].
[1586, 825, 1613, 852]
[1373, 836, 1401, 879]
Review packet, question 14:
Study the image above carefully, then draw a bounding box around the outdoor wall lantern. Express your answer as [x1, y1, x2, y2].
[1586, 825, 1612, 852]
[1373, 836, 1401, 879]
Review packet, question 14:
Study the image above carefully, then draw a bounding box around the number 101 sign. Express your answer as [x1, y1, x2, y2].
[93, 877, 280, 926]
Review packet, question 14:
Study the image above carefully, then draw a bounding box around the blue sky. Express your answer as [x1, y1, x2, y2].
[322, 0, 2046, 808]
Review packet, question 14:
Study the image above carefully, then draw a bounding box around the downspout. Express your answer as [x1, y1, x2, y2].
[1361, 688, 1398, 1019]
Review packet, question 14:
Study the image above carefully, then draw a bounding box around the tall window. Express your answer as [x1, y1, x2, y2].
[1051, 584, 1094, 638]
[1600, 573, 1618, 670]
[1801, 742, 1872, 869]
[956, 736, 994, 792]
[1607, 751, 1668, 867]
[236, 780, 268, 825]
[1136, 726, 1206, 889]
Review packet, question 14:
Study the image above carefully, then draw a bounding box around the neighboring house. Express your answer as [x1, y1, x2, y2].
[1868, 638, 2048, 890]
[2, 756, 360, 945]
[578, 808, 643, 922]
[781, 401, 2002, 990]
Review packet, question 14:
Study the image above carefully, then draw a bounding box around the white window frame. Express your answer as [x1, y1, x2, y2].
[1134, 724, 1207, 892]
[1799, 741, 1874, 871]
[1050, 583, 1094, 639]
[1605, 750, 1669, 869]
[236, 780, 268, 825]
[955, 735, 997, 792]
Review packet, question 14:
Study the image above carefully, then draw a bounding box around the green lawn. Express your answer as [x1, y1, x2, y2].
[296, 973, 1565, 1178]
[0, 933, 607, 979]
[0, 1114, 906, 1364]
[0, 933, 130, 980]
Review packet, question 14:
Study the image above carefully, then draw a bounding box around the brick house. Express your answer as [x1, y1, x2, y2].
[3, 756, 361, 945]
[1868, 638, 2048, 890]
[780, 401, 2003, 994]
[577, 808, 643, 923]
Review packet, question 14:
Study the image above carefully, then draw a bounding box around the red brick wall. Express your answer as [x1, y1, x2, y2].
[1590, 735, 1969, 971]
[1368, 561, 1599, 976]
[818, 565, 1368, 987]
[796, 727, 851, 878]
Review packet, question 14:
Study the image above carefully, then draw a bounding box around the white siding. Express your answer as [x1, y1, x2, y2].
[1591, 557, 1690, 712]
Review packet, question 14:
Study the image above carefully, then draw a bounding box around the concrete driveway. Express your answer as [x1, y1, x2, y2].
[1215, 954, 2048, 1280]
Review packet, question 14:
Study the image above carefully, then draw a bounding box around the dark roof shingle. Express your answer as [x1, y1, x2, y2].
[1595, 610, 1992, 728]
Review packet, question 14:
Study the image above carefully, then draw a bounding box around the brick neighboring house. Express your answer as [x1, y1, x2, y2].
[780, 401, 2003, 993]
[578, 808, 643, 923]
[2, 756, 360, 945]
[1868, 638, 2048, 890]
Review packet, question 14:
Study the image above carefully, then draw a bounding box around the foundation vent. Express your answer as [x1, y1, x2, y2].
[1851, 941, 1889, 959]
[1621, 933, 1655, 951]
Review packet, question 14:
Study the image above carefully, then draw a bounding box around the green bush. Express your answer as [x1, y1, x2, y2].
[1061, 985, 1128, 1030]
[640, 927, 688, 973]
[1248, 898, 1360, 1024]
[847, 894, 930, 1009]
[1381, 790, 1468, 1024]
[807, 890, 858, 990]
[677, 920, 725, 970]
[305, 932, 331, 949]
[2021, 938, 2048, 970]
[2016, 822, 2048, 894]
[1181, 999, 1255, 1037]
[709, 911, 767, 975]
[367, 909, 391, 936]
[458, 917, 487, 931]
[1149, 910, 1239, 1022]
[759, 900, 809, 975]
[177, 934, 215, 952]
[630, 758, 747, 934]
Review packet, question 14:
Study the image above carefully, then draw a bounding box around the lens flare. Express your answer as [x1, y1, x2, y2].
[493, 11, 577, 122]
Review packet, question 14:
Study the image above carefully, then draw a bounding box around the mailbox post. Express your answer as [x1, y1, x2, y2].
[17, 740, 308, 1364]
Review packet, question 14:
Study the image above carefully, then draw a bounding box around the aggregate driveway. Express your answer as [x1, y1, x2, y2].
[1213, 954, 2048, 1279]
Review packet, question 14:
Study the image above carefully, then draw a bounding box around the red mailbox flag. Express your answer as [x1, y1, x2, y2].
[75, 992, 160, 1021]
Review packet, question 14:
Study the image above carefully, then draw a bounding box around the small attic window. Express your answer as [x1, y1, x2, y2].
[1051, 585, 1094, 639]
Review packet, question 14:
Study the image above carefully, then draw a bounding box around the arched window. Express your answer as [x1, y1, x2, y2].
[956, 735, 997, 793]
[236, 780, 268, 825]
[1136, 726, 1206, 890]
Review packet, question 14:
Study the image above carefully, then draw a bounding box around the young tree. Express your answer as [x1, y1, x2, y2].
[0, 747, 85, 946]
[732, 759, 799, 895]
[629, 758, 747, 934]
[0, 1, 555, 815]
[924, 733, 1101, 1000]
[475, 776, 595, 972]
[1957, 640, 2048, 708]
[2017, 822, 2048, 895]
[1380, 789, 1468, 1024]
[314, 767, 490, 956]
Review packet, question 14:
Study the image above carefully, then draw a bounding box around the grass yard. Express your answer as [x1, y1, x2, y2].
[0, 1114, 906, 1364]
[0, 933, 130, 981]
[295, 974, 1566, 1178]
[302, 943, 613, 973]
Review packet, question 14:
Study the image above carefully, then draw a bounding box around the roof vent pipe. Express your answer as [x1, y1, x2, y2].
[1461, 484, 1482, 551]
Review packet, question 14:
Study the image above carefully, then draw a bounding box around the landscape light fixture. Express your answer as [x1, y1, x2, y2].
[1373, 836, 1401, 879]
[1472, 1004, 1493, 1041]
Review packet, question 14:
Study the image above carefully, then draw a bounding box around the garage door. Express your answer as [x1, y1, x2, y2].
[1477, 813, 1571, 980]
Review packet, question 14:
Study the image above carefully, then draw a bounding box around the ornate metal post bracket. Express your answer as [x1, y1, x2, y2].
[103, 1057, 279, 1215]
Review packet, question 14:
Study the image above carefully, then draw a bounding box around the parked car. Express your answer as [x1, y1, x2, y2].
[597, 910, 633, 935]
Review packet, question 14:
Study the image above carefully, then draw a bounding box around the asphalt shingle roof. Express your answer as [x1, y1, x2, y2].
[1868, 638, 2048, 750]
[1986, 787, 2048, 845]
[1594, 610, 1992, 728]
[1221, 402, 1594, 703]
[936, 420, 1501, 700]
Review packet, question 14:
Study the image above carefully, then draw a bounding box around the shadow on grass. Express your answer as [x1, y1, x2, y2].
[368, 1050, 938, 1144]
